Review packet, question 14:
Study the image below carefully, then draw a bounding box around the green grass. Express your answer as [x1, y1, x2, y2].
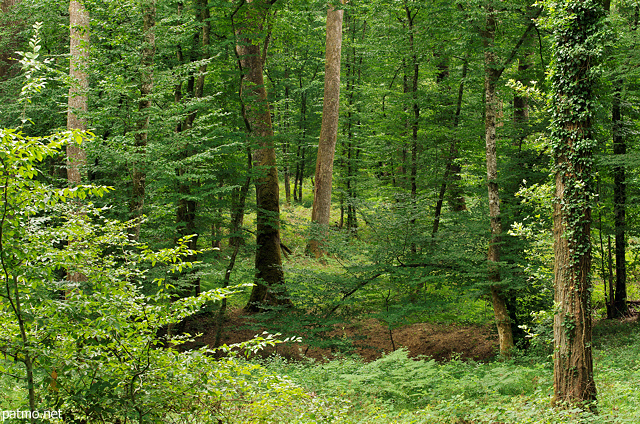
[252, 320, 640, 423]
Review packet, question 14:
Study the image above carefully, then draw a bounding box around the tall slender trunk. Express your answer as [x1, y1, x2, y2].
[295, 86, 308, 203]
[309, 2, 345, 257]
[612, 81, 627, 318]
[404, 4, 419, 253]
[483, 5, 514, 357]
[64, 3, 90, 421]
[130, 0, 156, 241]
[67, 0, 89, 185]
[283, 68, 292, 205]
[233, 0, 288, 310]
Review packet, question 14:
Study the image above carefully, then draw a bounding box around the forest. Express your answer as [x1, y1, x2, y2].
[2, 0, 640, 422]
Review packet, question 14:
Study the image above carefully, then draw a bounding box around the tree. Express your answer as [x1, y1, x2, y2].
[66, 0, 89, 185]
[129, 0, 156, 241]
[482, 2, 514, 357]
[233, 0, 289, 310]
[309, 0, 345, 257]
[549, 0, 602, 406]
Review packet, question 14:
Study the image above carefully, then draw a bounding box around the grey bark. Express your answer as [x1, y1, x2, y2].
[309, 2, 345, 257]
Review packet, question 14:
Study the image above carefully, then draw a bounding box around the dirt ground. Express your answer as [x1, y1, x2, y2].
[178, 308, 499, 362]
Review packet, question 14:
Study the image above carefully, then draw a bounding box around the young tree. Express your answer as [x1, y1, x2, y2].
[550, 0, 602, 406]
[309, 0, 345, 257]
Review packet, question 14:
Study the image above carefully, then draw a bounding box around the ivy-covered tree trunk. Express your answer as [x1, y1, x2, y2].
[234, 0, 288, 310]
[550, 0, 601, 406]
[309, 1, 344, 257]
[483, 4, 514, 357]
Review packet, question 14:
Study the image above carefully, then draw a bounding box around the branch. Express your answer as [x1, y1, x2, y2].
[324, 261, 457, 318]
[495, 6, 544, 80]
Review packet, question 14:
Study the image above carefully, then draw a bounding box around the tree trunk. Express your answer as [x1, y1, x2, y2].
[309, 2, 345, 257]
[612, 82, 627, 318]
[234, 0, 288, 311]
[67, 0, 89, 184]
[64, 5, 89, 417]
[483, 4, 514, 357]
[283, 68, 292, 206]
[550, 0, 600, 406]
[130, 0, 156, 241]
[404, 4, 419, 253]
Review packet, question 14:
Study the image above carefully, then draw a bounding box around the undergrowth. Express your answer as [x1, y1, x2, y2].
[252, 321, 640, 424]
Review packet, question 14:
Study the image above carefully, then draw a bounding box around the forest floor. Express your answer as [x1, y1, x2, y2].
[179, 308, 499, 362]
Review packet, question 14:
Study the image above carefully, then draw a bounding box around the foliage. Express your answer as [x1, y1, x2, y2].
[0, 122, 309, 422]
[256, 321, 640, 423]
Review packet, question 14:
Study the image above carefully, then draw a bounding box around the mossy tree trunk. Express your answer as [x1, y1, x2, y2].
[234, 0, 289, 311]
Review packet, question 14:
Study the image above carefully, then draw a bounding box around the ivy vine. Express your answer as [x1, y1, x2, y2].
[548, 0, 605, 274]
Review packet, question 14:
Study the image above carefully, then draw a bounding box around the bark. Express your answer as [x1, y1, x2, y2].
[612, 82, 627, 318]
[401, 4, 419, 254]
[405, 5, 418, 205]
[551, 0, 600, 406]
[342, 15, 362, 236]
[234, 0, 288, 310]
[553, 162, 596, 404]
[130, 0, 156, 241]
[483, 5, 514, 357]
[282, 67, 292, 205]
[67, 0, 90, 184]
[294, 85, 308, 203]
[309, 2, 345, 257]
